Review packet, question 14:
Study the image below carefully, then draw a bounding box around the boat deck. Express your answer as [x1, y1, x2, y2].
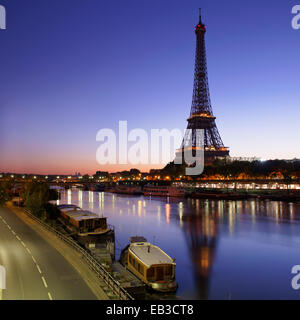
[129, 242, 175, 267]
[112, 262, 146, 299]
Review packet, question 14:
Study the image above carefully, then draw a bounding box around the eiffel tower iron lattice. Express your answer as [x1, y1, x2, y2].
[177, 10, 229, 165]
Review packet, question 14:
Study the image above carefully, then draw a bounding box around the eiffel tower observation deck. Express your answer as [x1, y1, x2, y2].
[177, 10, 229, 165]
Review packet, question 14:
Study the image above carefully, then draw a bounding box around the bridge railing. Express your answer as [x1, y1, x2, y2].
[24, 209, 134, 300]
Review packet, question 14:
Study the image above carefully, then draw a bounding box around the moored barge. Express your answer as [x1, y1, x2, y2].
[120, 236, 177, 292]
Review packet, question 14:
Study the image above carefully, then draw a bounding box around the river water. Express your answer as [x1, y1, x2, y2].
[57, 188, 300, 300]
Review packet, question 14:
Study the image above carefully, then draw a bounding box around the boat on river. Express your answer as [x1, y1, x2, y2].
[143, 185, 186, 197]
[120, 236, 178, 292]
[114, 185, 143, 195]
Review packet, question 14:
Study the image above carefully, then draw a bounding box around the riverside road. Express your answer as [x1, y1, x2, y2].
[0, 206, 96, 300]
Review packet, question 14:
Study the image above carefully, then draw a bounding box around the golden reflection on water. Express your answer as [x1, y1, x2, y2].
[138, 200, 142, 217]
[251, 200, 256, 224]
[196, 199, 200, 215]
[165, 204, 171, 225]
[78, 189, 83, 208]
[228, 202, 235, 235]
[178, 202, 183, 227]
[289, 203, 294, 220]
[98, 192, 104, 211]
[88, 191, 94, 210]
[67, 189, 72, 204]
[157, 206, 161, 226]
[112, 195, 115, 209]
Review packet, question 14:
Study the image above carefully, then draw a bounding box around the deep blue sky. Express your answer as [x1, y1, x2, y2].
[1, 0, 299, 174]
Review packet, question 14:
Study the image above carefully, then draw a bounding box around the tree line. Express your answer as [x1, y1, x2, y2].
[159, 159, 300, 181]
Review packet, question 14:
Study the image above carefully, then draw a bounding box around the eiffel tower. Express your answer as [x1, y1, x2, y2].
[177, 10, 229, 165]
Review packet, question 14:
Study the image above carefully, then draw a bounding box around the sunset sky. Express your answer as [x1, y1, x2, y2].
[1, 0, 300, 174]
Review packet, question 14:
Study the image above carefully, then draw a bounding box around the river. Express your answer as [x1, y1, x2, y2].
[56, 188, 300, 300]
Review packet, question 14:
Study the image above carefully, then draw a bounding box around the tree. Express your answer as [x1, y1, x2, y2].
[0, 182, 12, 206]
[23, 182, 59, 219]
[129, 169, 140, 176]
[95, 171, 109, 178]
[44, 203, 60, 220]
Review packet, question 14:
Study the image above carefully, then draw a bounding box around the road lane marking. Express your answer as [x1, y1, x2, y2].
[36, 264, 42, 274]
[42, 277, 48, 288]
[0, 215, 53, 300]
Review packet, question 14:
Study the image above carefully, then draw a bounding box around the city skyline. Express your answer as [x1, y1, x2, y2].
[1, 0, 300, 174]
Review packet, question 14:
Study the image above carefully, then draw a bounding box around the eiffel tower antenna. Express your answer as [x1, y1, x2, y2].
[199, 8, 202, 24]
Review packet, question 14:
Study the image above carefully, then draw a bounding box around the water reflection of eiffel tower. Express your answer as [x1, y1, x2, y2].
[182, 201, 219, 299]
